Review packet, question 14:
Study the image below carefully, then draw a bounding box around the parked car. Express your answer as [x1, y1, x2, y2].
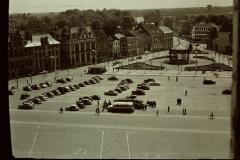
[118, 85, 128, 91]
[96, 76, 103, 80]
[108, 76, 119, 81]
[23, 100, 34, 105]
[125, 78, 134, 83]
[20, 93, 30, 100]
[78, 83, 85, 87]
[66, 77, 73, 82]
[115, 87, 122, 93]
[46, 92, 55, 98]
[52, 89, 61, 96]
[148, 82, 161, 86]
[23, 86, 32, 91]
[56, 78, 67, 84]
[76, 101, 85, 109]
[31, 84, 41, 90]
[89, 79, 96, 84]
[128, 57, 134, 61]
[203, 79, 216, 85]
[132, 89, 145, 95]
[18, 103, 35, 110]
[68, 85, 77, 91]
[144, 78, 155, 83]
[40, 83, 48, 88]
[126, 95, 138, 99]
[31, 97, 42, 104]
[80, 98, 92, 105]
[91, 95, 101, 100]
[44, 81, 52, 87]
[9, 90, 15, 95]
[79, 96, 93, 101]
[137, 85, 150, 90]
[37, 95, 48, 101]
[65, 105, 79, 111]
[74, 84, 80, 89]
[84, 81, 90, 85]
[222, 89, 231, 95]
[104, 90, 118, 96]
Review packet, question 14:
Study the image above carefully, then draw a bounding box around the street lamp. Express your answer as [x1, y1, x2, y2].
[49, 56, 57, 81]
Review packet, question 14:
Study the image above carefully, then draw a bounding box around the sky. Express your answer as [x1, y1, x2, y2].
[9, 0, 233, 13]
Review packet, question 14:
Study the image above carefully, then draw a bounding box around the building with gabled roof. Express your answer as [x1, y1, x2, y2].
[192, 22, 219, 41]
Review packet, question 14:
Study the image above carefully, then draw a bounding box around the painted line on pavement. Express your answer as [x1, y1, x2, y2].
[11, 121, 230, 135]
[126, 133, 130, 159]
[28, 124, 40, 158]
[10, 109, 230, 120]
[96, 128, 104, 159]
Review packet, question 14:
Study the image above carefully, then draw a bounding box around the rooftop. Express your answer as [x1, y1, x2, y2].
[25, 34, 60, 48]
[159, 26, 173, 34]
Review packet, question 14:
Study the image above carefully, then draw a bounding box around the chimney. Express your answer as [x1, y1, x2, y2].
[154, 22, 159, 27]
[40, 37, 49, 46]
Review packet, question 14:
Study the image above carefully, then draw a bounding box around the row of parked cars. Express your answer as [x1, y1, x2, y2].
[105, 77, 133, 96]
[131, 78, 160, 96]
[56, 77, 73, 84]
[64, 95, 101, 111]
[23, 81, 52, 91]
[18, 76, 103, 110]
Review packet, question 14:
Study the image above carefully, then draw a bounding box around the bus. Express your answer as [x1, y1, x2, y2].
[108, 102, 135, 113]
[114, 98, 146, 110]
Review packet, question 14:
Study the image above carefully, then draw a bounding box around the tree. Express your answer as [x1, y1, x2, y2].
[103, 18, 120, 36]
[91, 20, 102, 31]
[181, 22, 192, 35]
[164, 17, 173, 30]
[209, 27, 218, 39]
[194, 15, 206, 23]
[121, 16, 135, 30]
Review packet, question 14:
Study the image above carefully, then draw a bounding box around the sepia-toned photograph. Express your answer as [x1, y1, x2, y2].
[8, 0, 237, 159]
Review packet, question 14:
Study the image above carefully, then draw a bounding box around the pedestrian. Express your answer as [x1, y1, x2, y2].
[156, 110, 159, 116]
[27, 79, 29, 85]
[108, 100, 111, 105]
[209, 112, 214, 119]
[168, 76, 170, 81]
[167, 106, 170, 113]
[185, 90, 188, 96]
[96, 107, 100, 116]
[97, 100, 99, 107]
[176, 76, 178, 82]
[182, 108, 185, 115]
[102, 105, 105, 112]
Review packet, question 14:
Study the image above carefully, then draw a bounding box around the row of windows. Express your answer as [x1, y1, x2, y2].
[34, 45, 59, 51]
[195, 27, 210, 31]
[34, 51, 59, 59]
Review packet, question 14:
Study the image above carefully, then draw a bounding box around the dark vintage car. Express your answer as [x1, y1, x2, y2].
[23, 86, 32, 91]
[39, 83, 48, 88]
[137, 85, 150, 90]
[9, 90, 15, 95]
[56, 78, 67, 84]
[51, 89, 61, 96]
[58, 86, 71, 94]
[64, 105, 79, 111]
[18, 103, 35, 110]
[203, 79, 216, 85]
[144, 78, 155, 83]
[79, 99, 92, 105]
[108, 76, 119, 81]
[118, 85, 128, 91]
[115, 87, 122, 93]
[222, 89, 231, 95]
[76, 101, 85, 109]
[84, 81, 90, 85]
[79, 96, 93, 101]
[78, 83, 86, 87]
[89, 79, 97, 84]
[20, 93, 30, 100]
[31, 97, 42, 104]
[73, 84, 80, 89]
[104, 90, 118, 96]
[37, 95, 48, 101]
[31, 84, 41, 90]
[125, 78, 134, 83]
[66, 77, 73, 82]
[132, 89, 145, 95]
[46, 92, 55, 98]
[91, 95, 101, 100]
[68, 85, 77, 91]
[44, 81, 52, 87]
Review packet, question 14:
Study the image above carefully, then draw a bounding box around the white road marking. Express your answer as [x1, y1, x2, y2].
[28, 124, 40, 158]
[97, 128, 104, 159]
[11, 120, 230, 135]
[10, 109, 230, 120]
[126, 133, 130, 159]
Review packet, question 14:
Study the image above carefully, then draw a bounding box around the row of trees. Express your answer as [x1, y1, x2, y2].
[10, 9, 137, 37]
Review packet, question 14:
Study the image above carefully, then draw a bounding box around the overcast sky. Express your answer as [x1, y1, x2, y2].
[10, 0, 233, 13]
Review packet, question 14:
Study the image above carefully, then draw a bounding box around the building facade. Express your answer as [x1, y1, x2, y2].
[58, 26, 96, 67]
[159, 26, 174, 50]
[8, 31, 61, 79]
[192, 22, 219, 41]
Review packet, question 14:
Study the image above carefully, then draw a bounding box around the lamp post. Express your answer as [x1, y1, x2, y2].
[49, 56, 57, 81]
